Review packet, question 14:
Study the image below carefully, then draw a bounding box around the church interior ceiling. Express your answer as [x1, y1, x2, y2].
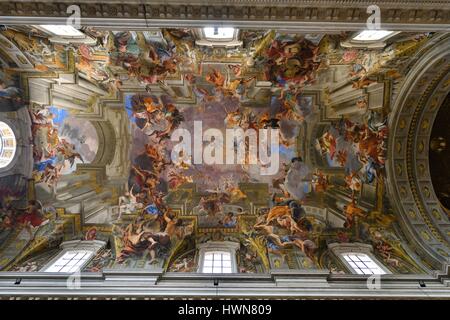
[0, 25, 447, 276]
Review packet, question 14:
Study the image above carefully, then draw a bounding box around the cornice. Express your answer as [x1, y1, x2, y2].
[0, 1, 449, 31]
[0, 269, 449, 298]
[4, 0, 450, 9]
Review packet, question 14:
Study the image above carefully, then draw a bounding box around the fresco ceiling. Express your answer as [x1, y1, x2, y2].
[0, 26, 442, 274]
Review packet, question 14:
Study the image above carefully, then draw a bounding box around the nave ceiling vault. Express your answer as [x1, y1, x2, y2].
[0, 1, 449, 297]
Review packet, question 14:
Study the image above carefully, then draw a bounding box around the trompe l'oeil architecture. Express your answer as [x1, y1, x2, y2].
[0, 0, 449, 299]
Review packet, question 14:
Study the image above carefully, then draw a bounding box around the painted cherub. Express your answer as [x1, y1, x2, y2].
[205, 68, 225, 87]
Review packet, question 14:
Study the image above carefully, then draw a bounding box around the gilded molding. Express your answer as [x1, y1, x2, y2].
[387, 34, 450, 270]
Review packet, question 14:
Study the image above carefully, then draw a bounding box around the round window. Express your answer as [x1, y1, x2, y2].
[0, 121, 17, 169]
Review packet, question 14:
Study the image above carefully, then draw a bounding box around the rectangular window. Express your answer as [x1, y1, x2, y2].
[44, 250, 94, 273]
[342, 253, 386, 275]
[203, 27, 235, 40]
[352, 30, 394, 42]
[39, 25, 85, 37]
[202, 251, 232, 274]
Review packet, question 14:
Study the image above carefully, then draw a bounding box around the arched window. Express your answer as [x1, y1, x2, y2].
[0, 121, 16, 169]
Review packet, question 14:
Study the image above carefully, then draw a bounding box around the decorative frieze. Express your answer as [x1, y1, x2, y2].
[0, 1, 449, 30]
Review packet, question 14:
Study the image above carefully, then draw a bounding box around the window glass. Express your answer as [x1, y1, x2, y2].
[202, 251, 233, 274]
[341, 253, 386, 275]
[0, 122, 16, 169]
[44, 250, 94, 273]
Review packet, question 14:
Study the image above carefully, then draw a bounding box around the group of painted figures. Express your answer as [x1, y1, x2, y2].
[90, 30, 392, 266]
[110, 31, 325, 264]
[30, 107, 84, 188]
[0, 25, 415, 271]
[0, 197, 48, 237]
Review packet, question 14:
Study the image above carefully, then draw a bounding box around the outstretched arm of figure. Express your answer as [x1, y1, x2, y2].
[143, 169, 158, 178]
[268, 234, 291, 247]
[129, 184, 137, 202]
[254, 220, 269, 229]
[131, 165, 145, 178]
[163, 211, 173, 224]
[134, 165, 156, 177]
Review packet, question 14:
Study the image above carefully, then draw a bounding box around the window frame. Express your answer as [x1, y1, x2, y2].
[201, 251, 233, 274]
[341, 252, 387, 275]
[197, 241, 239, 274]
[340, 31, 400, 49]
[41, 240, 106, 273]
[42, 249, 94, 273]
[0, 120, 17, 170]
[328, 242, 392, 275]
